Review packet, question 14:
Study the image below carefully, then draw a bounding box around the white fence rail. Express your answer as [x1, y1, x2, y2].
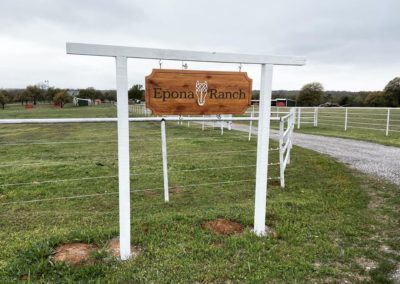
[129, 104, 151, 116]
[278, 109, 295, 187]
[293, 107, 400, 136]
[129, 106, 296, 189]
[246, 106, 400, 136]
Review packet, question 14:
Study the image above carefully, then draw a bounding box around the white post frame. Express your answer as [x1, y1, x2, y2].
[66, 43, 305, 245]
[344, 108, 348, 131]
[115, 56, 131, 260]
[386, 108, 390, 136]
[161, 120, 169, 202]
[253, 64, 273, 236]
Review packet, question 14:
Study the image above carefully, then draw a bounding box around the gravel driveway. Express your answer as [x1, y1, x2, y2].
[230, 123, 400, 186]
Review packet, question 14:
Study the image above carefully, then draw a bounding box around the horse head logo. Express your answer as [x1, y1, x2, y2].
[195, 81, 208, 106]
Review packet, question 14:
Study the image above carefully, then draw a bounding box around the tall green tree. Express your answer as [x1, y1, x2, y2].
[297, 82, 324, 106]
[128, 84, 145, 101]
[25, 85, 44, 105]
[0, 90, 9, 109]
[364, 91, 387, 107]
[53, 91, 72, 108]
[79, 87, 96, 100]
[46, 87, 61, 102]
[383, 77, 400, 107]
[105, 90, 117, 102]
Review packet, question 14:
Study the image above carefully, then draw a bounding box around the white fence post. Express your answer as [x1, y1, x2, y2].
[254, 64, 273, 236]
[228, 114, 232, 130]
[314, 107, 318, 127]
[115, 56, 131, 260]
[279, 119, 285, 188]
[288, 108, 294, 165]
[202, 115, 205, 131]
[161, 120, 169, 202]
[344, 108, 348, 131]
[297, 107, 301, 129]
[386, 108, 390, 136]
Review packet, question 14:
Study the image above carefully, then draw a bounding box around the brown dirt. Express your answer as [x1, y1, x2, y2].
[268, 180, 280, 187]
[202, 218, 244, 235]
[171, 186, 184, 195]
[52, 243, 98, 265]
[107, 237, 142, 259]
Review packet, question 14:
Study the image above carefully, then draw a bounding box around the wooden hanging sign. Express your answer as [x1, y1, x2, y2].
[145, 69, 252, 115]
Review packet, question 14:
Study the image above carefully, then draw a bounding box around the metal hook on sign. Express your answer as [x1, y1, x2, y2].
[159, 59, 162, 69]
[182, 61, 188, 70]
[238, 63, 242, 72]
[178, 115, 183, 120]
[216, 114, 221, 120]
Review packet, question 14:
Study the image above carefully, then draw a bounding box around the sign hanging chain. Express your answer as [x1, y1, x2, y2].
[182, 61, 188, 70]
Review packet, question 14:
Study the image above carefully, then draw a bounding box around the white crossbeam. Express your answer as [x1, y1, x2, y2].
[66, 43, 306, 66]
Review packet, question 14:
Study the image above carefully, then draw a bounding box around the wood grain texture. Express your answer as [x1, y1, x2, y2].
[145, 69, 252, 115]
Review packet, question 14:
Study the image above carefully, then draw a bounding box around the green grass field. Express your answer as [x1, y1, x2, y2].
[0, 104, 399, 283]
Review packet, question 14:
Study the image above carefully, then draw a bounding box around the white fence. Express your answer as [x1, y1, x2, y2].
[129, 106, 296, 188]
[293, 107, 400, 136]
[247, 106, 400, 136]
[278, 109, 295, 187]
[129, 104, 151, 116]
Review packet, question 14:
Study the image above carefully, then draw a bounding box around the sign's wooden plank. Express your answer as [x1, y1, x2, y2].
[145, 69, 252, 115]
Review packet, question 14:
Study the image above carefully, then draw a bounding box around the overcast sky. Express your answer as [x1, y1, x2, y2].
[0, 0, 399, 91]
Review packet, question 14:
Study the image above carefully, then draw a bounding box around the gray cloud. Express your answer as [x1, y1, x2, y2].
[0, 0, 399, 90]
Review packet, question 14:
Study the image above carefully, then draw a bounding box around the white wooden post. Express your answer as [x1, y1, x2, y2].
[344, 108, 348, 131]
[297, 108, 301, 129]
[287, 108, 294, 165]
[202, 115, 205, 131]
[248, 104, 254, 141]
[161, 120, 169, 202]
[220, 119, 224, 135]
[314, 107, 318, 127]
[297, 107, 301, 129]
[115, 56, 131, 260]
[254, 64, 273, 236]
[279, 119, 284, 188]
[386, 108, 390, 136]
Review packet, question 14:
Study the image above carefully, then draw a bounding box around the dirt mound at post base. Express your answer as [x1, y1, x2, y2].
[202, 218, 244, 235]
[53, 243, 98, 265]
[107, 237, 142, 259]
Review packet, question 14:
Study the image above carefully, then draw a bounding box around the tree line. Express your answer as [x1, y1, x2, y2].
[1, 78, 399, 110]
[252, 77, 400, 107]
[0, 84, 145, 109]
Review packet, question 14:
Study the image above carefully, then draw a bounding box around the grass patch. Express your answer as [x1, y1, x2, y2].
[0, 104, 399, 282]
